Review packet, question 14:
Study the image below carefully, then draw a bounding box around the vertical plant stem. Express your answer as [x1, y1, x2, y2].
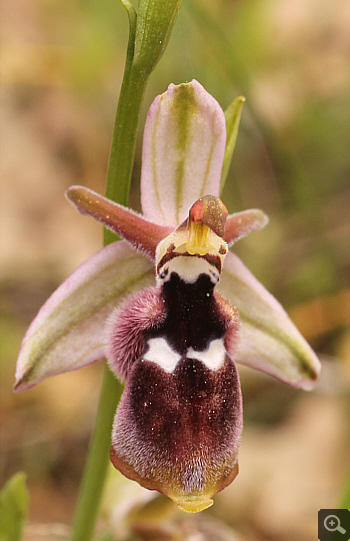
[104, 64, 149, 245]
[70, 11, 150, 541]
[70, 368, 123, 541]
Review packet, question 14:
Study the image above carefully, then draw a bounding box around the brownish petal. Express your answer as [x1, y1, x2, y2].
[224, 208, 269, 246]
[66, 186, 173, 260]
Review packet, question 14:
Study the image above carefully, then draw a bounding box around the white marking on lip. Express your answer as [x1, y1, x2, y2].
[187, 338, 226, 370]
[159, 256, 219, 285]
[143, 337, 226, 373]
[144, 337, 181, 372]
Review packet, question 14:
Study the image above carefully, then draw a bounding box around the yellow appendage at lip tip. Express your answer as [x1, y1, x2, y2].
[176, 497, 214, 513]
[186, 221, 211, 256]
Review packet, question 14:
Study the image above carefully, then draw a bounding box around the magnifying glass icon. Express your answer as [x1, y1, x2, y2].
[324, 515, 346, 534]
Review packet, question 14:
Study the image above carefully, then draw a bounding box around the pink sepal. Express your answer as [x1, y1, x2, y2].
[14, 242, 154, 391]
[219, 251, 321, 389]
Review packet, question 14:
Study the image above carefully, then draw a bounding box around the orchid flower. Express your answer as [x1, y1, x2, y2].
[14, 80, 320, 513]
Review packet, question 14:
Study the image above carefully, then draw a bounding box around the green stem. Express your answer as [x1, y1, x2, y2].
[104, 64, 149, 245]
[71, 368, 123, 541]
[70, 9, 150, 541]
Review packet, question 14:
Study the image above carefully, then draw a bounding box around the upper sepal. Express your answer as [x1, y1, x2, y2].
[14, 242, 154, 391]
[219, 252, 321, 389]
[141, 80, 226, 226]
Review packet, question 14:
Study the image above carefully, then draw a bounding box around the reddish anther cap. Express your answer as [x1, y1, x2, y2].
[189, 196, 228, 238]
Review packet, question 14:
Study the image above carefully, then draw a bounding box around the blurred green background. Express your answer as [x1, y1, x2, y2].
[1, 0, 349, 539]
